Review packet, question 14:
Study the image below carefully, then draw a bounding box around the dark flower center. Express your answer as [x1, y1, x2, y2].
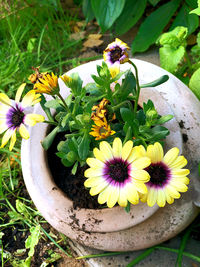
[110, 46, 123, 63]
[105, 158, 129, 183]
[145, 162, 170, 187]
[7, 105, 25, 128]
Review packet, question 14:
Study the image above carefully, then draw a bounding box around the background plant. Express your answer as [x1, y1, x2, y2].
[82, 0, 199, 54]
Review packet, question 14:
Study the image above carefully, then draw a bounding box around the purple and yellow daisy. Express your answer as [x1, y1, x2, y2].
[138, 142, 190, 207]
[0, 83, 45, 151]
[103, 38, 130, 78]
[84, 138, 151, 208]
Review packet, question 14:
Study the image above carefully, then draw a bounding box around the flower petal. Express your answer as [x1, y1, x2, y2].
[99, 141, 113, 161]
[84, 176, 105, 188]
[121, 140, 133, 161]
[165, 185, 181, 199]
[118, 187, 128, 207]
[86, 158, 104, 168]
[21, 90, 36, 108]
[157, 190, 166, 207]
[112, 137, 122, 158]
[1, 129, 14, 148]
[124, 182, 139, 204]
[147, 142, 163, 163]
[89, 180, 108, 196]
[169, 156, 188, 169]
[93, 147, 106, 162]
[0, 93, 11, 106]
[15, 83, 26, 102]
[19, 124, 30, 139]
[130, 169, 150, 182]
[84, 167, 103, 178]
[107, 185, 119, 208]
[9, 129, 16, 151]
[131, 157, 151, 170]
[133, 181, 148, 194]
[24, 114, 45, 126]
[163, 147, 179, 166]
[147, 187, 157, 207]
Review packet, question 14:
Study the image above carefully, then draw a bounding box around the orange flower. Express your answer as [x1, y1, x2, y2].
[90, 118, 115, 140]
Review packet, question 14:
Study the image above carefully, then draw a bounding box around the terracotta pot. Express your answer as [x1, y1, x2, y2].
[21, 59, 200, 251]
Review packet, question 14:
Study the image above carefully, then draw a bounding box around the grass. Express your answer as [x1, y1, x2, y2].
[0, 0, 200, 266]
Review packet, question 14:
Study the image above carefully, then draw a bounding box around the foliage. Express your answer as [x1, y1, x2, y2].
[157, 3, 200, 100]
[40, 60, 171, 174]
[82, 0, 199, 54]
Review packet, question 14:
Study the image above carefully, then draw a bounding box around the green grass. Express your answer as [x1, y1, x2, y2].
[0, 0, 82, 97]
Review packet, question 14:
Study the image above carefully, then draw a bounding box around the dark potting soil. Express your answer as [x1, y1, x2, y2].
[47, 132, 102, 209]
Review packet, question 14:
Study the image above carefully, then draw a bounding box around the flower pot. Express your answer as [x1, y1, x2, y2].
[21, 59, 200, 251]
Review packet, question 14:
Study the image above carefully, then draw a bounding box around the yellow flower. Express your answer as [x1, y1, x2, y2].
[138, 142, 190, 207]
[89, 118, 115, 140]
[60, 74, 72, 85]
[34, 72, 59, 95]
[103, 38, 130, 78]
[0, 83, 45, 151]
[84, 137, 151, 208]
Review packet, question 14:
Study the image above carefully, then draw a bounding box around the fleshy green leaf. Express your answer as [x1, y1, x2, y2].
[78, 132, 90, 160]
[185, 0, 198, 8]
[141, 75, 169, 88]
[170, 4, 199, 35]
[91, 0, 125, 32]
[82, 0, 94, 22]
[27, 38, 36, 53]
[42, 126, 59, 150]
[189, 67, 200, 100]
[132, 0, 181, 53]
[159, 46, 185, 73]
[114, 0, 147, 35]
[115, 70, 136, 101]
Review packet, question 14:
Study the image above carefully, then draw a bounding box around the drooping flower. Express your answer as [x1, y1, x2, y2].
[91, 98, 109, 121]
[138, 142, 190, 207]
[84, 138, 151, 208]
[28, 66, 48, 84]
[103, 38, 130, 78]
[89, 117, 115, 140]
[0, 83, 45, 151]
[34, 72, 59, 95]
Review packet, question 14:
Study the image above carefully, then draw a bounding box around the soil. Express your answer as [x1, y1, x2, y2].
[47, 131, 103, 210]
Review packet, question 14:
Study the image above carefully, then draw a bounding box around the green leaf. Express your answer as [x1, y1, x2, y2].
[170, 4, 199, 35]
[148, 0, 161, 6]
[185, 0, 198, 8]
[141, 75, 169, 88]
[68, 73, 83, 96]
[158, 26, 188, 49]
[71, 161, 79, 175]
[159, 46, 185, 73]
[190, 0, 200, 15]
[27, 38, 36, 53]
[16, 200, 30, 219]
[82, 0, 95, 22]
[131, 0, 181, 53]
[115, 70, 136, 100]
[114, 0, 147, 35]
[149, 126, 169, 141]
[44, 99, 61, 109]
[25, 225, 41, 257]
[42, 126, 59, 150]
[124, 202, 130, 213]
[78, 132, 90, 160]
[66, 151, 77, 163]
[155, 115, 173, 125]
[91, 0, 125, 32]
[189, 67, 200, 100]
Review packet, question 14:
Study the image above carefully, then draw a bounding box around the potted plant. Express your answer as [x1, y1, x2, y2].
[1, 39, 200, 251]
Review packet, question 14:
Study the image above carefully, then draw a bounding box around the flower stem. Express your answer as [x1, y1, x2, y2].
[57, 93, 70, 113]
[128, 60, 141, 116]
[112, 100, 132, 112]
